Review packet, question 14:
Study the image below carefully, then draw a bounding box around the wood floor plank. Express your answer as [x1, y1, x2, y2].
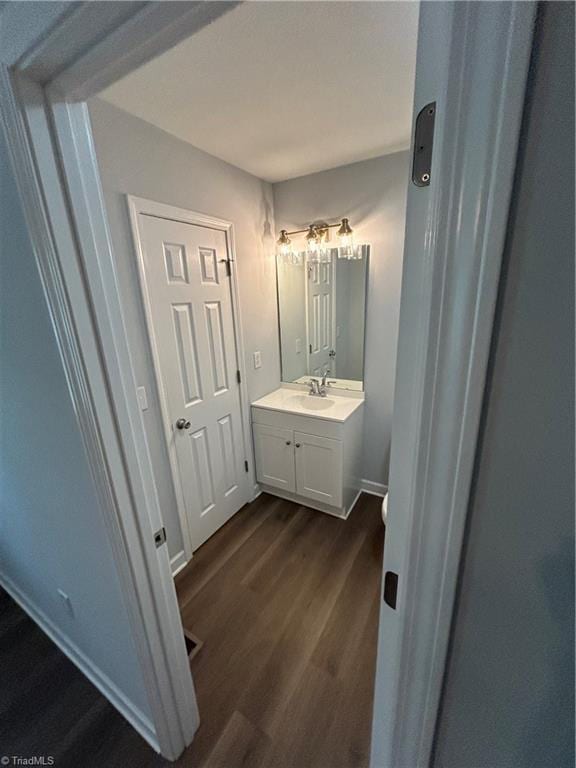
[236, 517, 368, 738]
[318, 589, 381, 768]
[1, 492, 384, 768]
[176, 493, 282, 608]
[177, 491, 384, 767]
[200, 710, 270, 768]
[311, 502, 383, 681]
[257, 661, 342, 768]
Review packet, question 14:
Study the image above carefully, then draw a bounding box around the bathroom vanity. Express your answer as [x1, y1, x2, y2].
[251, 386, 364, 518]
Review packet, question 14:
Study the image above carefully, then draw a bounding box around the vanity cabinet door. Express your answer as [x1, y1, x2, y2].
[294, 431, 343, 508]
[253, 424, 296, 492]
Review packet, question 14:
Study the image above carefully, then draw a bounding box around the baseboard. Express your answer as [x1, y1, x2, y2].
[0, 570, 159, 754]
[258, 485, 349, 520]
[251, 484, 262, 502]
[170, 549, 188, 577]
[360, 479, 388, 498]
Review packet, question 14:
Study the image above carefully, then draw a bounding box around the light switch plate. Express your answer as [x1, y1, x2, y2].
[295, 337, 302, 355]
[253, 351, 262, 369]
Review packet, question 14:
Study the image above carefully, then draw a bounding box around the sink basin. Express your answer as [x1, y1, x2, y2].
[252, 386, 364, 422]
[287, 394, 336, 411]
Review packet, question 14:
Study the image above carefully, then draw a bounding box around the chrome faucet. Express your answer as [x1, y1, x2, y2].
[308, 376, 328, 397]
[308, 378, 320, 396]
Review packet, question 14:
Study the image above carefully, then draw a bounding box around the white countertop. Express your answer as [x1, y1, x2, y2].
[251, 386, 364, 423]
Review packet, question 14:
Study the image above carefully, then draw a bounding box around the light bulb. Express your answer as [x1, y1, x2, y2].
[276, 229, 293, 260]
[336, 218, 354, 259]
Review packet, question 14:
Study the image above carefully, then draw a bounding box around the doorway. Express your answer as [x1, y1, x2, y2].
[129, 197, 252, 555]
[0, 1, 536, 764]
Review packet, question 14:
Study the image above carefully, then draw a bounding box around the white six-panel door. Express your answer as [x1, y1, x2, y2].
[138, 213, 248, 551]
[307, 261, 334, 377]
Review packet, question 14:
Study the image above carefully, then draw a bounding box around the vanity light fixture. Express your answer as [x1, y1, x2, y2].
[336, 217, 354, 258]
[276, 218, 366, 262]
[277, 229, 292, 255]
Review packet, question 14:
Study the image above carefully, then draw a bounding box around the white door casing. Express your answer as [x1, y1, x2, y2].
[307, 261, 334, 377]
[133, 212, 249, 551]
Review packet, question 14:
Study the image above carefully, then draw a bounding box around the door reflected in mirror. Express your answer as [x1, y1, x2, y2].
[276, 247, 369, 391]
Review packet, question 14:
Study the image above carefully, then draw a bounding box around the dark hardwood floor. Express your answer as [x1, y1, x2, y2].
[0, 587, 165, 768]
[174, 491, 384, 768]
[1, 492, 383, 768]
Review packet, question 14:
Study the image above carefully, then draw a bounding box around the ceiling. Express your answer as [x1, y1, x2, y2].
[99, 1, 419, 183]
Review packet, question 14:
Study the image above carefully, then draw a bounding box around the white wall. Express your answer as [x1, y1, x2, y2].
[88, 98, 280, 561]
[433, 5, 574, 766]
[273, 152, 410, 486]
[0, 130, 152, 724]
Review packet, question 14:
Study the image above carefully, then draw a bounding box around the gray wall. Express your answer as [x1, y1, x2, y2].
[276, 259, 307, 383]
[273, 152, 410, 486]
[433, 5, 575, 767]
[88, 98, 280, 561]
[334, 257, 367, 381]
[0, 131, 152, 722]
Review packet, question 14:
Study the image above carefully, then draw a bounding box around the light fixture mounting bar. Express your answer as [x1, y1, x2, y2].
[283, 221, 341, 237]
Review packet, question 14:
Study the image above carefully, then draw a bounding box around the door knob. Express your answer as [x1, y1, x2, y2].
[295, 443, 301, 448]
[176, 418, 191, 430]
[286, 440, 291, 445]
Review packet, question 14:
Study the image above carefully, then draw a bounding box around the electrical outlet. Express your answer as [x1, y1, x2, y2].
[253, 351, 262, 369]
[57, 589, 74, 617]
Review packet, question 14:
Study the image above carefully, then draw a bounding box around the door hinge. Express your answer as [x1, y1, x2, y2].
[412, 101, 436, 187]
[384, 571, 399, 609]
[309, 344, 312, 354]
[236, 369, 241, 384]
[154, 526, 167, 548]
[219, 258, 232, 277]
[244, 460, 249, 473]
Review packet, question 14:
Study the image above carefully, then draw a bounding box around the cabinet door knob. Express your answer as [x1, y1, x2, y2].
[295, 443, 301, 448]
[286, 440, 291, 445]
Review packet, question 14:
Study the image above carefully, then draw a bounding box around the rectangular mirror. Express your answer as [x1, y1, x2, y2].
[276, 247, 369, 391]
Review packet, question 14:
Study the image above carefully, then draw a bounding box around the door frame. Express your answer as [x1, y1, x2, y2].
[0, 1, 536, 763]
[0, 2, 241, 761]
[127, 195, 255, 564]
[370, 3, 537, 767]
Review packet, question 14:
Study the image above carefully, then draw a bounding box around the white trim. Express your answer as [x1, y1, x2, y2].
[0, 64, 199, 761]
[370, 3, 537, 767]
[48, 2, 241, 101]
[170, 551, 189, 578]
[0, 571, 158, 753]
[127, 195, 256, 544]
[359, 479, 388, 498]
